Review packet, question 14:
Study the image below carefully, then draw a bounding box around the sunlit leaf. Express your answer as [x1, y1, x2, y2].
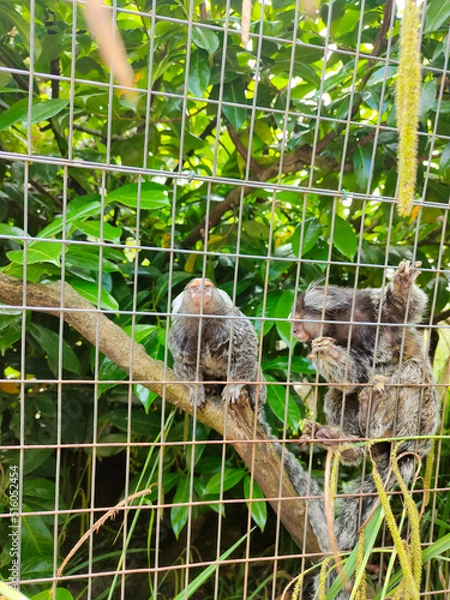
[192, 26, 220, 55]
[188, 49, 210, 97]
[107, 183, 170, 210]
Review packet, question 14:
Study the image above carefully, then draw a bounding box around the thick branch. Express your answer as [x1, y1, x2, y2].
[0, 273, 322, 556]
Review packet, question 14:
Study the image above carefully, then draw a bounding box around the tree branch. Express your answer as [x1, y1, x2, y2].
[180, 0, 395, 249]
[0, 273, 322, 557]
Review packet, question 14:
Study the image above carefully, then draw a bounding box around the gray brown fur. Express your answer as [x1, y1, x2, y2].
[291, 261, 439, 597]
[293, 260, 438, 467]
[169, 278, 266, 414]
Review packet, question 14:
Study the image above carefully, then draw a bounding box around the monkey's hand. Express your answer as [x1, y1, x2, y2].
[308, 337, 360, 389]
[300, 420, 362, 465]
[359, 374, 389, 430]
[308, 336, 340, 362]
[222, 382, 245, 404]
[393, 259, 421, 294]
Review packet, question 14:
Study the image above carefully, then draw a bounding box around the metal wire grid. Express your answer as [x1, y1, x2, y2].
[0, 0, 449, 598]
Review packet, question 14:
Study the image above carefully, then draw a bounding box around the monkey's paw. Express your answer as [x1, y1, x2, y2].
[308, 337, 340, 362]
[300, 420, 361, 463]
[393, 259, 421, 292]
[222, 383, 245, 404]
[359, 374, 389, 427]
[301, 419, 341, 443]
[188, 384, 206, 407]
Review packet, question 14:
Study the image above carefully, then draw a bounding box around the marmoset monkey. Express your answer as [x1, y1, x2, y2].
[169, 278, 266, 412]
[291, 260, 439, 594]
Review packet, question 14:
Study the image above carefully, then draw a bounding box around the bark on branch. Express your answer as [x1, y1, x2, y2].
[0, 273, 322, 556]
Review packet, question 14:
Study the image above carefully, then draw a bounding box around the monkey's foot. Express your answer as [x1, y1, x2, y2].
[300, 420, 361, 463]
[222, 383, 245, 404]
[188, 384, 206, 407]
[393, 259, 421, 293]
[359, 374, 389, 428]
[308, 336, 340, 362]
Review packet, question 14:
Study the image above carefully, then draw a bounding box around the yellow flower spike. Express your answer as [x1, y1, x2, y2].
[390, 447, 423, 589]
[371, 453, 419, 600]
[354, 530, 367, 600]
[396, 0, 422, 217]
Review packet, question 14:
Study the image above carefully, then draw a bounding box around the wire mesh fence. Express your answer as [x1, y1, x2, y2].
[0, 0, 449, 598]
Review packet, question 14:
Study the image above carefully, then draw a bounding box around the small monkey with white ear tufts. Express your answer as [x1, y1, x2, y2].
[290, 260, 439, 596]
[169, 278, 266, 414]
[292, 259, 438, 467]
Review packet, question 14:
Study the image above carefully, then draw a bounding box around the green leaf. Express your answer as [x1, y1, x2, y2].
[107, 182, 170, 210]
[31, 589, 74, 600]
[0, 223, 25, 239]
[134, 383, 158, 413]
[266, 376, 301, 430]
[170, 475, 191, 539]
[205, 468, 245, 495]
[424, 0, 450, 32]
[123, 324, 159, 344]
[292, 218, 322, 257]
[0, 4, 42, 59]
[23, 478, 56, 501]
[264, 355, 315, 375]
[328, 213, 357, 259]
[0, 308, 23, 356]
[419, 79, 438, 122]
[0, 98, 68, 133]
[243, 476, 267, 531]
[353, 146, 372, 191]
[6, 241, 63, 266]
[65, 245, 121, 273]
[23, 449, 54, 476]
[97, 356, 127, 397]
[28, 323, 81, 375]
[192, 26, 220, 55]
[155, 272, 194, 307]
[275, 289, 296, 345]
[37, 196, 102, 239]
[440, 142, 450, 172]
[21, 513, 54, 557]
[68, 279, 120, 312]
[75, 220, 122, 243]
[188, 49, 211, 97]
[243, 220, 270, 240]
[222, 81, 247, 130]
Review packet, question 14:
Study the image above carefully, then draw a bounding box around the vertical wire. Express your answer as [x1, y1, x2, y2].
[421, 28, 450, 596]
[252, 1, 304, 596]
[205, 4, 234, 598]
[147, 0, 169, 595]
[179, 1, 202, 596]
[297, 0, 336, 588]
[228, 4, 276, 599]
[19, 0, 36, 589]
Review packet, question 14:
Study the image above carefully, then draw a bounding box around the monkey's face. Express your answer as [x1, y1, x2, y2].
[291, 310, 321, 343]
[186, 278, 216, 313]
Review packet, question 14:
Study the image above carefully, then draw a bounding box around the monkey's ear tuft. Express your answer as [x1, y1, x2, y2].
[172, 292, 184, 313]
[217, 288, 234, 308]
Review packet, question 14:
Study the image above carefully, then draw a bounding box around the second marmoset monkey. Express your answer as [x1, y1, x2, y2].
[169, 278, 266, 412]
[291, 260, 439, 566]
[292, 260, 438, 466]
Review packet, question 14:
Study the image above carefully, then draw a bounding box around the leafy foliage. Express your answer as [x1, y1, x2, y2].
[0, 0, 449, 597]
